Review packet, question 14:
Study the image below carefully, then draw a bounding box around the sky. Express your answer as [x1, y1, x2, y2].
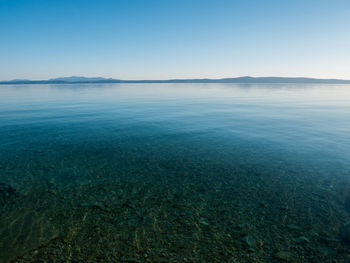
[0, 0, 350, 80]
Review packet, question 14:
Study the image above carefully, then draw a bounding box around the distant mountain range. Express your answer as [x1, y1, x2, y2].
[1, 76, 350, 84]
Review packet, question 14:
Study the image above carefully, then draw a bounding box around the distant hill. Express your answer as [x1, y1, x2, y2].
[48, 76, 120, 83]
[5, 79, 32, 83]
[1, 76, 350, 84]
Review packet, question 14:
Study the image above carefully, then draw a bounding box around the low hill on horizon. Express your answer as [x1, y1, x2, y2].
[1, 76, 350, 84]
[48, 76, 120, 82]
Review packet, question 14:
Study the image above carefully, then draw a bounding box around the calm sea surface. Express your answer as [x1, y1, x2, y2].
[1, 83, 350, 262]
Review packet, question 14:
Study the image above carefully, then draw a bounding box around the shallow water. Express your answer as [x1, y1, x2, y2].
[1, 83, 350, 262]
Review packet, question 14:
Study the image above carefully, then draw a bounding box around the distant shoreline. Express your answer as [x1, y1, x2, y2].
[1, 76, 350, 85]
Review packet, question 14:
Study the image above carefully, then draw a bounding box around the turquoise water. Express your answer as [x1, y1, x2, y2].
[1, 83, 350, 262]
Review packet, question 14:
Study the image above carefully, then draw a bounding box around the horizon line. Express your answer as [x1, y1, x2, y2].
[2, 75, 350, 83]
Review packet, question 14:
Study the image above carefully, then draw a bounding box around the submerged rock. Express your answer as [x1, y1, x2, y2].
[0, 182, 18, 206]
[344, 196, 350, 213]
[241, 235, 256, 248]
[78, 201, 107, 211]
[287, 224, 302, 231]
[292, 236, 310, 244]
[120, 257, 140, 263]
[199, 218, 210, 226]
[275, 251, 294, 261]
[339, 222, 350, 244]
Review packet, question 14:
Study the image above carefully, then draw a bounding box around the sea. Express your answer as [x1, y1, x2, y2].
[1, 83, 350, 262]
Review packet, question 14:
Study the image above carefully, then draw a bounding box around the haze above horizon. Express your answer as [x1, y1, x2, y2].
[1, 0, 349, 80]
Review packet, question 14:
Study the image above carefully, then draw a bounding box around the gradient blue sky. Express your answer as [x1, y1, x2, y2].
[1, 0, 349, 80]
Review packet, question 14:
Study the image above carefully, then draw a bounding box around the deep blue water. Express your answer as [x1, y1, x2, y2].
[1, 83, 350, 262]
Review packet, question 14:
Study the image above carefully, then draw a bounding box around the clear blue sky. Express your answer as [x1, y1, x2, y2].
[1, 0, 349, 80]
